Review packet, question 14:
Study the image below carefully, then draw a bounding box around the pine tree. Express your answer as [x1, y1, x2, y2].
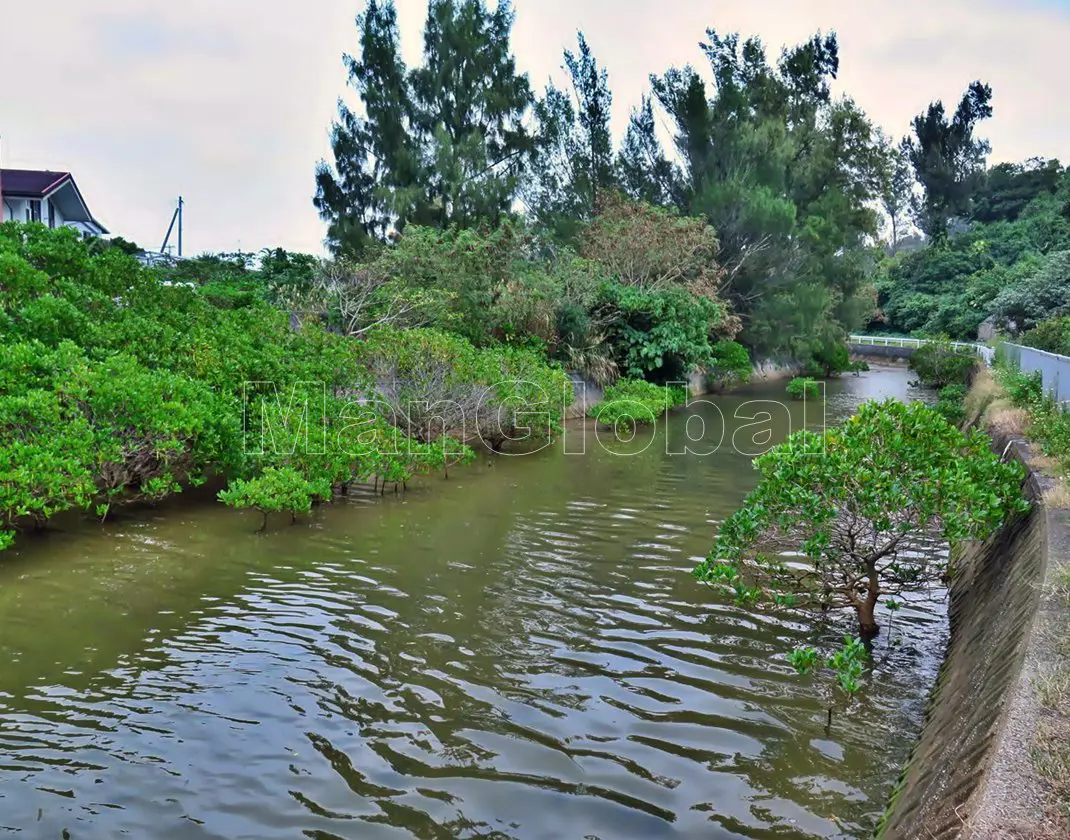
[616, 96, 681, 207]
[409, 0, 533, 229]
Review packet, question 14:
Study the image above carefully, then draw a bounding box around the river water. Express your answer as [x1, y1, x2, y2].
[0, 368, 944, 839]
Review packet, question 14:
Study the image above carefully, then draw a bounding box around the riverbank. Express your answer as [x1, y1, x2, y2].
[878, 369, 1070, 839]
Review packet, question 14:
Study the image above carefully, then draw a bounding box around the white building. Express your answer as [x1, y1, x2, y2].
[0, 169, 108, 236]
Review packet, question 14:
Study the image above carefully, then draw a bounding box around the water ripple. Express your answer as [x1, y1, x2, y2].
[0, 369, 945, 839]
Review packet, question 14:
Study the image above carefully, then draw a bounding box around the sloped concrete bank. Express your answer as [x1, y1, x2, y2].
[877, 429, 1070, 838]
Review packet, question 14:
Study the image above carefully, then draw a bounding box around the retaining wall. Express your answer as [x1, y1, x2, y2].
[878, 432, 1070, 838]
[848, 343, 915, 361]
[563, 359, 800, 419]
[1002, 342, 1070, 407]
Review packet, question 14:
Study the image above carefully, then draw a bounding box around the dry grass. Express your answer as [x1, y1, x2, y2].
[986, 402, 1033, 437]
[1032, 716, 1070, 798]
[1030, 653, 1070, 836]
[1042, 482, 1070, 511]
[965, 368, 1004, 426]
[968, 821, 1070, 839]
[1051, 566, 1070, 606]
[1035, 667, 1070, 709]
[1031, 454, 1059, 471]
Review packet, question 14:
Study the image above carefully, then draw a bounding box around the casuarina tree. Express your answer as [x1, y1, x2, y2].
[315, 0, 533, 256]
[903, 80, 994, 241]
[526, 32, 615, 243]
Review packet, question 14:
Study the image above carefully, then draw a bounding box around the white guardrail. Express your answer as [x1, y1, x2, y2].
[848, 335, 995, 367]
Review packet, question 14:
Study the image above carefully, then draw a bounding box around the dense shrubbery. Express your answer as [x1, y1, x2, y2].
[590, 379, 686, 429]
[908, 340, 978, 388]
[307, 203, 741, 389]
[934, 384, 968, 426]
[707, 340, 752, 388]
[997, 365, 1070, 476]
[786, 377, 820, 400]
[802, 341, 854, 379]
[0, 224, 572, 547]
[600, 283, 731, 382]
[358, 326, 571, 452]
[875, 160, 1070, 340]
[1020, 315, 1070, 356]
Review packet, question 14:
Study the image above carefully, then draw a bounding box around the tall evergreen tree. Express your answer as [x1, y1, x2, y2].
[525, 32, 614, 242]
[876, 131, 916, 254]
[564, 33, 615, 211]
[315, 0, 533, 256]
[616, 96, 682, 207]
[647, 29, 884, 358]
[314, 0, 414, 257]
[409, 0, 534, 229]
[903, 80, 994, 241]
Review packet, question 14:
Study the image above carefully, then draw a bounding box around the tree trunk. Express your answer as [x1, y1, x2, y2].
[857, 599, 880, 642]
[858, 562, 881, 642]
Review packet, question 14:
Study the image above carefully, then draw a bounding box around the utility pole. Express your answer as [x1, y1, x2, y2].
[160, 196, 185, 257]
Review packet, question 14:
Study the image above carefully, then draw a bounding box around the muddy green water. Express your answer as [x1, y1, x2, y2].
[0, 368, 944, 839]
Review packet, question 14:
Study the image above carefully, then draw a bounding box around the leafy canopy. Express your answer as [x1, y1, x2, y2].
[694, 399, 1029, 640]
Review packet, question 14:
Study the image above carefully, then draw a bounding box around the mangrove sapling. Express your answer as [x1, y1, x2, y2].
[695, 399, 1029, 654]
[590, 379, 686, 430]
[908, 340, 976, 388]
[789, 635, 869, 729]
[218, 467, 332, 532]
[785, 376, 820, 400]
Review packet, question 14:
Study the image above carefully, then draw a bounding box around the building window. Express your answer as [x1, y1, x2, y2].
[29, 200, 42, 222]
[48, 201, 55, 228]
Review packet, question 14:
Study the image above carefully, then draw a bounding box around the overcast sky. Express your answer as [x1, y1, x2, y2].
[2, 0, 1068, 256]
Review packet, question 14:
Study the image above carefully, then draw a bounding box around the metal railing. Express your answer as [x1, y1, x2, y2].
[1000, 343, 1070, 407]
[848, 335, 995, 366]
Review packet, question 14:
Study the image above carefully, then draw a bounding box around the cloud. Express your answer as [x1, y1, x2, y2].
[1, 0, 1067, 255]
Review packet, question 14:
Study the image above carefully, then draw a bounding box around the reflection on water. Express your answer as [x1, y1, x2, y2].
[0, 366, 944, 839]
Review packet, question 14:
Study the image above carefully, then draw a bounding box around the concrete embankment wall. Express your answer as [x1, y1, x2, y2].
[848, 343, 914, 361]
[878, 431, 1070, 838]
[563, 360, 799, 420]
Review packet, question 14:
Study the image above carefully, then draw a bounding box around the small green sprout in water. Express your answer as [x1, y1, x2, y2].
[829, 636, 868, 697]
[788, 646, 820, 675]
[786, 636, 870, 729]
[786, 637, 867, 697]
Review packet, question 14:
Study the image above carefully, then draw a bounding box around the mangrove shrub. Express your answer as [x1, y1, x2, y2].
[694, 399, 1028, 645]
